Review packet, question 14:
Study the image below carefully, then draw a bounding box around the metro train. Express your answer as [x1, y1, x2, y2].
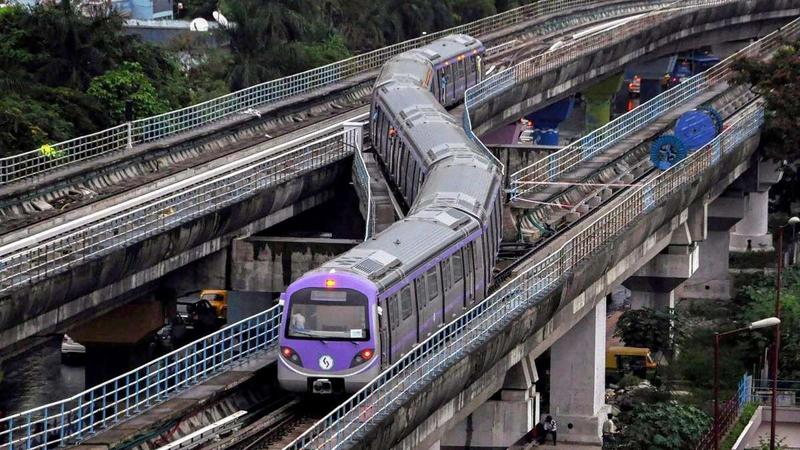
[278, 34, 502, 395]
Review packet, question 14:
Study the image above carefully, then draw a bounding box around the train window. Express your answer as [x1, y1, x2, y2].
[426, 267, 439, 301]
[441, 259, 451, 289]
[415, 278, 426, 308]
[389, 294, 400, 330]
[400, 286, 413, 320]
[452, 251, 463, 282]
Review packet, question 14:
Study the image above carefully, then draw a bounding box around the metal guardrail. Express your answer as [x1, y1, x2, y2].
[752, 379, 800, 407]
[0, 306, 282, 450]
[0, 117, 367, 293]
[348, 121, 376, 241]
[0, 0, 636, 185]
[694, 374, 753, 450]
[284, 87, 767, 449]
[500, 1, 799, 200]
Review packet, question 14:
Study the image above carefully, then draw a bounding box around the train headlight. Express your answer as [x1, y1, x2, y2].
[281, 346, 303, 366]
[350, 348, 375, 367]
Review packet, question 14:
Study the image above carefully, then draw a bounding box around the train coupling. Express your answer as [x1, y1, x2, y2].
[312, 379, 333, 394]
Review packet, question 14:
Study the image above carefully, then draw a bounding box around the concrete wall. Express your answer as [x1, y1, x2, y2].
[469, 0, 799, 136]
[230, 236, 358, 293]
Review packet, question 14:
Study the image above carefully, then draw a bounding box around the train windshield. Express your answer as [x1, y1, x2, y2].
[286, 288, 370, 341]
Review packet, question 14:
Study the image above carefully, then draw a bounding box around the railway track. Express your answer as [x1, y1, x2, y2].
[205, 396, 341, 450]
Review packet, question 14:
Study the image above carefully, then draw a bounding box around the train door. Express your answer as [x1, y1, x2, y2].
[451, 250, 466, 312]
[425, 266, 444, 329]
[441, 257, 459, 321]
[385, 295, 399, 364]
[415, 277, 427, 338]
[438, 68, 448, 104]
[455, 57, 465, 97]
[463, 243, 475, 306]
[474, 237, 486, 301]
[400, 285, 417, 345]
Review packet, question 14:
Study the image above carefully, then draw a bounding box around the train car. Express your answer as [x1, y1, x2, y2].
[278, 205, 482, 394]
[371, 83, 476, 205]
[278, 33, 501, 395]
[419, 34, 485, 107]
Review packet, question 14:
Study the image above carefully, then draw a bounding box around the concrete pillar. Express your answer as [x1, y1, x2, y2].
[548, 301, 607, 447]
[731, 190, 772, 251]
[681, 192, 744, 300]
[525, 97, 574, 146]
[730, 159, 782, 252]
[584, 73, 624, 133]
[442, 356, 538, 449]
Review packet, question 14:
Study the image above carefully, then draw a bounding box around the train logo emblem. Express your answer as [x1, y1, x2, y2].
[319, 355, 334, 370]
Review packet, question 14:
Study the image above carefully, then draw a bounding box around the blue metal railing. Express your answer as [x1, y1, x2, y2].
[0, 305, 283, 450]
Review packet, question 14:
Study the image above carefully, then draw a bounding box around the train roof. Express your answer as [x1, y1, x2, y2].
[317, 206, 479, 288]
[374, 82, 472, 170]
[412, 152, 502, 221]
[376, 52, 432, 87]
[411, 34, 483, 68]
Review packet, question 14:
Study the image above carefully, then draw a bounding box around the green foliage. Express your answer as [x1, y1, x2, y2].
[720, 402, 758, 450]
[87, 62, 169, 123]
[2, 0, 528, 154]
[611, 402, 710, 450]
[614, 308, 683, 355]
[732, 40, 800, 211]
[736, 267, 800, 379]
[0, 3, 193, 155]
[757, 436, 786, 450]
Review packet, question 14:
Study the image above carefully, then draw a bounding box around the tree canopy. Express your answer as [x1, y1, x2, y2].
[733, 40, 800, 211]
[1, 0, 529, 156]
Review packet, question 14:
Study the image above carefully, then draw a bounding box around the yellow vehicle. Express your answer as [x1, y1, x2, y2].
[606, 346, 658, 382]
[198, 289, 275, 323]
[200, 289, 228, 319]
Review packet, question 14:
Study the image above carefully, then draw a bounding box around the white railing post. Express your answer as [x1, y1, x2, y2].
[126, 122, 133, 149]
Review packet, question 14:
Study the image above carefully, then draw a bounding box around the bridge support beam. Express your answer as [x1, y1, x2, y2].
[548, 300, 607, 448]
[441, 356, 539, 449]
[681, 191, 743, 300]
[623, 223, 700, 310]
[730, 159, 783, 252]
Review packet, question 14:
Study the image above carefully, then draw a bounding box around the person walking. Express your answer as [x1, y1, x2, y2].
[602, 413, 617, 447]
[543, 415, 557, 445]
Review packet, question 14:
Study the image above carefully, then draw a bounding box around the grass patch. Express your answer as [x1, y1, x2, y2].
[721, 402, 759, 450]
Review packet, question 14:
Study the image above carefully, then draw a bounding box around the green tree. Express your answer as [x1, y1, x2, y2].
[732, 40, 800, 211]
[736, 267, 800, 379]
[612, 402, 710, 450]
[87, 62, 169, 123]
[614, 308, 683, 355]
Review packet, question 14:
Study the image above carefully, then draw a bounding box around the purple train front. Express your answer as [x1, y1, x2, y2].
[278, 271, 381, 394]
